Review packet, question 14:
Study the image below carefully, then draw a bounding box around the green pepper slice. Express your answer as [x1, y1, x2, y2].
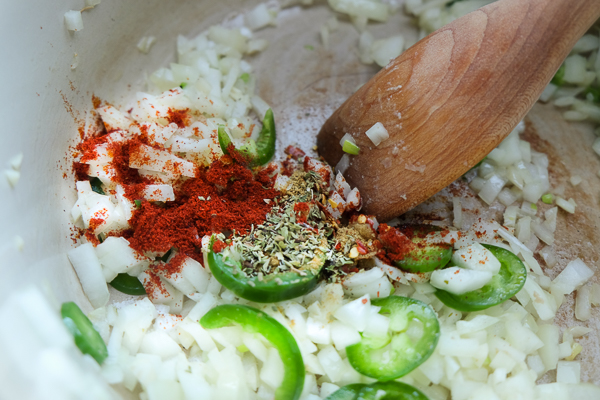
[583, 86, 600, 103]
[434, 244, 527, 312]
[325, 384, 365, 400]
[61, 302, 108, 364]
[200, 304, 304, 400]
[89, 177, 105, 195]
[346, 296, 440, 381]
[393, 225, 452, 273]
[207, 238, 323, 303]
[325, 382, 429, 400]
[218, 108, 276, 167]
[109, 273, 147, 295]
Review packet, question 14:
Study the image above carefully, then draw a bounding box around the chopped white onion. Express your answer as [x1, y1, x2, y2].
[365, 122, 389, 146]
[551, 258, 594, 295]
[67, 244, 110, 308]
[64, 10, 84, 32]
[430, 267, 492, 295]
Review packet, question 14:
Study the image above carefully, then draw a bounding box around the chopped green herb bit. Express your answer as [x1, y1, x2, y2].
[240, 73, 250, 83]
[304, 45, 314, 51]
[551, 64, 565, 86]
[89, 177, 105, 195]
[541, 193, 554, 204]
[342, 140, 360, 155]
[530, 203, 538, 211]
[180, 82, 187, 89]
[237, 344, 249, 353]
[97, 233, 106, 243]
[134, 200, 142, 208]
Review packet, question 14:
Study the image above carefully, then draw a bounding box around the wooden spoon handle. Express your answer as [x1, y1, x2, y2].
[317, 0, 600, 221]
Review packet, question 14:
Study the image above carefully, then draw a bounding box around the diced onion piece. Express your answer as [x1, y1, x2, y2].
[129, 144, 197, 177]
[251, 95, 270, 119]
[371, 35, 404, 67]
[551, 258, 594, 295]
[245, 3, 277, 31]
[563, 110, 588, 121]
[260, 347, 285, 389]
[569, 175, 582, 186]
[306, 317, 331, 345]
[567, 326, 593, 338]
[317, 345, 345, 383]
[180, 257, 210, 294]
[543, 207, 558, 232]
[67, 243, 110, 308]
[330, 321, 361, 351]
[343, 275, 392, 299]
[339, 133, 356, 147]
[345, 188, 362, 211]
[5, 170, 20, 188]
[516, 216, 532, 243]
[523, 276, 556, 321]
[430, 267, 492, 295]
[531, 220, 554, 246]
[137, 36, 157, 54]
[503, 205, 519, 227]
[572, 34, 600, 53]
[333, 294, 371, 332]
[563, 55, 588, 85]
[336, 154, 350, 174]
[64, 10, 84, 31]
[575, 285, 591, 321]
[451, 242, 501, 274]
[538, 324, 560, 371]
[328, 0, 390, 22]
[365, 122, 389, 146]
[590, 283, 600, 306]
[497, 187, 518, 206]
[556, 361, 581, 384]
[247, 38, 269, 54]
[334, 172, 352, 199]
[478, 174, 506, 204]
[363, 311, 390, 338]
[274, 174, 290, 193]
[139, 331, 182, 360]
[96, 237, 146, 274]
[143, 184, 175, 202]
[343, 268, 383, 287]
[452, 197, 462, 228]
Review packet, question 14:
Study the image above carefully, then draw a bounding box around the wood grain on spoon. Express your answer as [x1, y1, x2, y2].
[317, 0, 600, 221]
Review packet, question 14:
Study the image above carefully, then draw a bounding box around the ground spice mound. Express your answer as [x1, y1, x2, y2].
[377, 223, 415, 262]
[123, 157, 279, 261]
[108, 139, 153, 185]
[166, 108, 191, 128]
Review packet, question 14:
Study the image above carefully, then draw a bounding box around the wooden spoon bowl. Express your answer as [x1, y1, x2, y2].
[317, 0, 600, 221]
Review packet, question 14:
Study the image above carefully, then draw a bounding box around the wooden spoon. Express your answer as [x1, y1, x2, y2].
[316, 0, 600, 221]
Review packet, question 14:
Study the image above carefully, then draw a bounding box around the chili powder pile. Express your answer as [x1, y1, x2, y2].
[121, 157, 278, 261]
[377, 224, 415, 263]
